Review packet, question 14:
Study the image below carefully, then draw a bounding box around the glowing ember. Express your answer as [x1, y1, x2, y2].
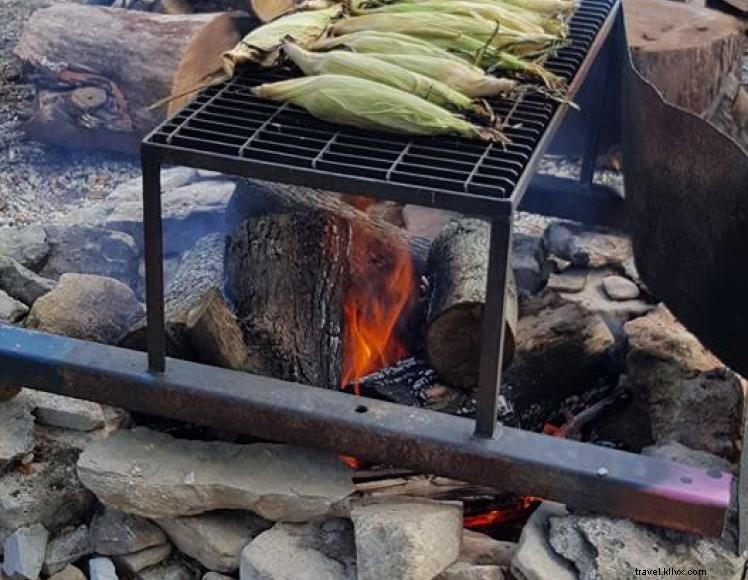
[463, 497, 542, 530]
[339, 454, 363, 470]
[341, 230, 416, 393]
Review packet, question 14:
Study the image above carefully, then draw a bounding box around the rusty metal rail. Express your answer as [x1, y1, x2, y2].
[0, 326, 731, 536]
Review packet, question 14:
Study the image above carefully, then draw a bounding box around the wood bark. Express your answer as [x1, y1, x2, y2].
[13, 5, 251, 152]
[624, 0, 743, 115]
[425, 218, 517, 391]
[186, 287, 248, 370]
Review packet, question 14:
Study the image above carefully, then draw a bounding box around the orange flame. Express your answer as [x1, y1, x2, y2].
[341, 232, 416, 392]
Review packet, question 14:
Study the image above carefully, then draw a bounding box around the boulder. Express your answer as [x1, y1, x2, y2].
[0, 256, 55, 305]
[240, 519, 356, 580]
[157, 511, 271, 573]
[0, 225, 49, 270]
[351, 500, 462, 580]
[49, 564, 87, 580]
[19, 389, 105, 432]
[2, 524, 49, 580]
[43, 525, 91, 576]
[90, 508, 167, 555]
[625, 306, 743, 460]
[89, 557, 118, 580]
[542, 221, 632, 269]
[41, 225, 140, 291]
[0, 289, 28, 323]
[510, 502, 576, 580]
[106, 179, 236, 255]
[0, 397, 34, 471]
[77, 428, 354, 520]
[26, 273, 143, 345]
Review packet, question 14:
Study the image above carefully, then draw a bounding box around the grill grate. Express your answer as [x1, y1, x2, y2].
[145, 0, 618, 215]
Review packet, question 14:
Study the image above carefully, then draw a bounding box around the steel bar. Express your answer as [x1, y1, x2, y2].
[0, 326, 731, 537]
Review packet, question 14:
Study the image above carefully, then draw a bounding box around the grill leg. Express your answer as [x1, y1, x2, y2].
[141, 153, 166, 373]
[474, 214, 513, 438]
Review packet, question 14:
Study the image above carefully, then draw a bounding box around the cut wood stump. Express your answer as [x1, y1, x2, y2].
[13, 4, 252, 152]
[624, 0, 743, 115]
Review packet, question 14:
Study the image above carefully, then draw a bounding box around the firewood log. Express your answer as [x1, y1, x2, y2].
[13, 5, 253, 153]
[424, 218, 518, 391]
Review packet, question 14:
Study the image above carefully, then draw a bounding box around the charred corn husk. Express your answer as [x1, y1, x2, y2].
[368, 53, 518, 98]
[283, 42, 490, 118]
[310, 31, 463, 62]
[251, 75, 507, 142]
[490, 51, 565, 90]
[222, 4, 343, 74]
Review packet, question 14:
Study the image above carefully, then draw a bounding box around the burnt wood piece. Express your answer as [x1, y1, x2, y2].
[425, 218, 517, 391]
[186, 287, 247, 371]
[350, 357, 437, 406]
[624, 0, 743, 116]
[13, 5, 251, 153]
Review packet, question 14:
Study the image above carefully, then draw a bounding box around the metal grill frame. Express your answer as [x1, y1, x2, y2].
[0, 0, 730, 537]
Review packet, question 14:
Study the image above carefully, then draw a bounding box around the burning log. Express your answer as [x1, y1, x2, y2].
[424, 218, 518, 390]
[13, 5, 252, 153]
[348, 357, 436, 405]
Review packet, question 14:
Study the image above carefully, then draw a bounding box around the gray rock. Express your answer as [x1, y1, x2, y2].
[602, 275, 640, 301]
[548, 515, 746, 580]
[113, 543, 172, 574]
[543, 221, 632, 269]
[43, 525, 91, 576]
[512, 234, 547, 296]
[0, 397, 34, 470]
[89, 557, 118, 580]
[0, 442, 93, 539]
[351, 501, 462, 580]
[107, 179, 236, 255]
[19, 389, 105, 432]
[240, 520, 355, 580]
[511, 502, 576, 580]
[77, 428, 354, 520]
[546, 268, 588, 293]
[0, 225, 49, 271]
[26, 273, 143, 345]
[106, 167, 199, 204]
[436, 562, 505, 580]
[643, 441, 735, 473]
[90, 508, 167, 555]
[0, 289, 28, 323]
[48, 564, 87, 580]
[157, 511, 271, 573]
[202, 573, 234, 580]
[58, 204, 113, 228]
[2, 524, 49, 580]
[137, 561, 199, 580]
[41, 225, 140, 291]
[0, 256, 55, 306]
[459, 530, 515, 567]
[625, 306, 743, 460]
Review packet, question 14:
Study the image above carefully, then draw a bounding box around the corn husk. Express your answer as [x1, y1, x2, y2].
[310, 31, 464, 62]
[222, 4, 343, 74]
[251, 74, 507, 142]
[368, 53, 517, 98]
[490, 51, 565, 90]
[282, 42, 490, 118]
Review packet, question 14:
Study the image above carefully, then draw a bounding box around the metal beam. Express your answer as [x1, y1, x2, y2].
[0, 326, 730, 536]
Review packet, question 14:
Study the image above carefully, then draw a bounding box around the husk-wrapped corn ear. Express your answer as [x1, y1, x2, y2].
[251, 74, 507, 142]
[222, 4, 343, 74]
[310, 31, 464, 62]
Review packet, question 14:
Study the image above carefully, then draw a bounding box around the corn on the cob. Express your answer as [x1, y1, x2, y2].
[251, 74, 507, 142]
[490, 51, 565, 90]
[282, 42, 491, 118]
[310, 31, 463, 62]
[222, 4, 343, 74]
[367, 53, 518, 98]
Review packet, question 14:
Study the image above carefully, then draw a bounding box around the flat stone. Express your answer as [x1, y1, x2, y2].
[0, 225, 49, 271]
[602, 275, 640, 301]
[90, 508, 167, 555]
[89, 557, 118, 580]
[459, 530, 515, 567]
[136, 561, 199, 580]
[48, 564, 87, 580]
[511, 502, 576, 580]
[202, 573, 233, 580]
[43, 525, 91, 576]
[27, 273, 143, 345]
[0, 289, 28, 323]
[549, 515, 746, 580]
[2, 524, 49, 580]
[625, 306, 743, 460]
[78, 428, 354, 520]
[113, 543, 172, 574]
[0, 256, 55, 306]
[0, 397, 34, 470]
[543, 221, 632, 269]
[19, 389, 105, 432]
[107, 179, 236, 255]
[352, 500, 462, 580]
[436, 562, 505, 580]
[240, 520, 356, 580]
[41, 225, 140, 291]
[512, 234, 547, 296]
[546, 268, 588, 293]
[157, 510, 271, 573]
